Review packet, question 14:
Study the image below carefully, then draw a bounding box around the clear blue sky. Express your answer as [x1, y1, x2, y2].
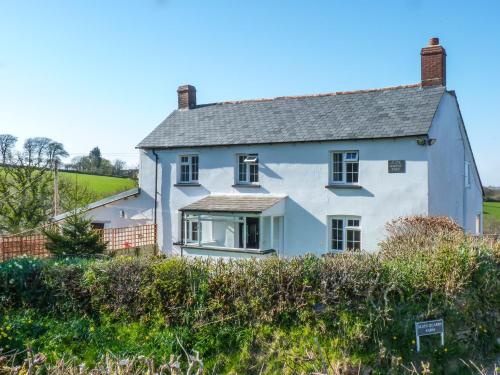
[1, 0, 499, 185]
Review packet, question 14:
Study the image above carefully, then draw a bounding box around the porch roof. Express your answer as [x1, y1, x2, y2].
[180, 195, 285, 214]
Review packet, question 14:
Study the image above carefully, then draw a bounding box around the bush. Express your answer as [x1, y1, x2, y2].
[43, 214, 107, 256]
[1, 217, 499, 373]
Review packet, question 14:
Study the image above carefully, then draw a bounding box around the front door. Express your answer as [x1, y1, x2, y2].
[238, 217, 260, 249]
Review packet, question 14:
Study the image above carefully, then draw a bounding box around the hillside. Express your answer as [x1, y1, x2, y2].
[60, 172, 137, 200]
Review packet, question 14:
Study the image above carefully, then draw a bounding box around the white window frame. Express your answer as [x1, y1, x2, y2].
[236, 153, 259, 184]
[327, 216, 361, 252]
[183, 216, 200, 244]
[178, 154, 199, 184]
[464, 161, 471, 188]
[329, 151, 359, 185]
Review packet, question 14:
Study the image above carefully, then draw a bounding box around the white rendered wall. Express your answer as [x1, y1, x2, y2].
[427, 92, 483, 232]
[140, 137, 430, 256]
[82, 195, 153, 229]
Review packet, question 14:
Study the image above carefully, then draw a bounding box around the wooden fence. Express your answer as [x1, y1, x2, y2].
[0, 224, 157, 262]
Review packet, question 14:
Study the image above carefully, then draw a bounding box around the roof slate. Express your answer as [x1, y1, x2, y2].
[137, 85, 445, 149]
[180, 195, 285, 213]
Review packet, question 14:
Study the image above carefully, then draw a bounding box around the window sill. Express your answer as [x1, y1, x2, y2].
[181, 244, 276, 255]
[232, 184, 261, 188]
[174, 183, 201, 187]
[325, 184, 362, 189]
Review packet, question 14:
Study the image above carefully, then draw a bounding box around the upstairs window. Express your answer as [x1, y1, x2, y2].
[179, 155, 199, 183]
[329, 216, 361, 252]
[237, 154, 259, 184]
[465, 161, 471, 188]
[331, 151, 359, 184]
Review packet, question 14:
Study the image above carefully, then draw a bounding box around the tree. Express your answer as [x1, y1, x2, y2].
[0, 134, 17, 165]
[43, 214, 107, 256]
[0, 137, 68, 234]
[89, 147, 102, 171]
[112, 159, 126, 176]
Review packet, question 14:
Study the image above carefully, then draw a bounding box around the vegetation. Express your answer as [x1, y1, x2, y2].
[0, 217, 498, 374]
[66, 146, 135, 178]
[484, 201, 500, 234]
[59, 172, 136, 200]
[0, 135, 69, 234]
[43, 214, 107, 256]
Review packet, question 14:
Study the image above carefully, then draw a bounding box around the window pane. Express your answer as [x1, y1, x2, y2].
[238, 155, 247, 182]
[331, 219, 343, 251]
[346, 229, 361, 250]
[333, 153, 343, 182]
[181, 156, 188, 163]
[191, 221, 198, 241]
[180, 164, 190, 182]
[345, 152, 358, 161]
[347, 219, 359, 227]
[346, 162, 358, 183]
[191, 156, 199, 181]
[249, 163, 258, 182]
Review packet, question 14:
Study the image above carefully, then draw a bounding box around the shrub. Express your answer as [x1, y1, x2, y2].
[43, 214, 107, 256]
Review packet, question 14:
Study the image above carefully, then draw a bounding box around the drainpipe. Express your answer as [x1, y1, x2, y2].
[152, 149, 159, 227]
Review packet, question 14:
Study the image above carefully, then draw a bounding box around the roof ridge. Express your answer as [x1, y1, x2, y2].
[211, 83, 423, 106]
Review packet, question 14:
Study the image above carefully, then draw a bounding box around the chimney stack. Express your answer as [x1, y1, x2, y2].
[177, 85, 197, 109]
[421, 37, 446, 87]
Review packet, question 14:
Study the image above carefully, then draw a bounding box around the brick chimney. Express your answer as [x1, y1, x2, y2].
[421, 37, 446, 87]
[177, 85, 197, 109]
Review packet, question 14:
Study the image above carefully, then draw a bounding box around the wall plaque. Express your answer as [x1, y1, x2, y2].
[388, 160, 406, 173]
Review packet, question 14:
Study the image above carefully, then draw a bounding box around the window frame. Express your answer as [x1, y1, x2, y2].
[329, 150, 359, 185]
[464, 161, 471, 188]
[178, 154, 199, 184]
[182, 217, 200, 244]
[236, 153, 259, 185]
[327, 216, 361, 252]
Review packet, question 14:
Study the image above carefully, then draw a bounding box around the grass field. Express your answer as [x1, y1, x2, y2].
[60, 172, 137, 200]
[483, 201, 500, 234]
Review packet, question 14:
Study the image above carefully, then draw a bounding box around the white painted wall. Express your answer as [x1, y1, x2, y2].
[82, 195, 153, 229]
[427, 92, 483, 233]
[140, 137, 430, 256]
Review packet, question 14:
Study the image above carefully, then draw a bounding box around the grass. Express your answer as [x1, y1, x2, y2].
[60, 172, 136, 200]
[484, 201, 500, 220]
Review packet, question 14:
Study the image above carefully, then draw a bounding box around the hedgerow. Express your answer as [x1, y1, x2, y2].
[0, 217, 499, 374]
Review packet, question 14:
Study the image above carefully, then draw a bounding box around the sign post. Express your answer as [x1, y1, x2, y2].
[415, 319, 444, 352]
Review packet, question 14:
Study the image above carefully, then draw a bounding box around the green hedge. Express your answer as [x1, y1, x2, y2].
[0, 222, 499, 373]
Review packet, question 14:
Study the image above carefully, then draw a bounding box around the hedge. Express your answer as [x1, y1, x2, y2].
[0, 217, 499, 373]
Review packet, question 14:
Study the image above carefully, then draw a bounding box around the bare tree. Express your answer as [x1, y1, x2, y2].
[0, 134, 17, 165]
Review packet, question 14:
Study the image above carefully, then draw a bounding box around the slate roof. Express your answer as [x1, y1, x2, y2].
[138, 84, 446, 149]
[180, 195, 285, 213]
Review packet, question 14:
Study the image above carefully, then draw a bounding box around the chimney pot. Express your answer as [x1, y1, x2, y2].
[177, 85, 197, 109]
[429, 37, 440, 46]
[421, 37, 446, 87]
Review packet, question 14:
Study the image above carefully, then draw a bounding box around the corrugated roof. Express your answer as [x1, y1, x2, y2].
[180, 195, 285, 213]
[138, 85, 445, 149]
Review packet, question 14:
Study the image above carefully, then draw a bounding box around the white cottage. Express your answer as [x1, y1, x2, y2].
[71, 37, 483, 258]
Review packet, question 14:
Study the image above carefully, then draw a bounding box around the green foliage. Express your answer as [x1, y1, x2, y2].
[1, 221, 499, 373]
[43, 215, 107, 256]
[59, 172, 137, 199]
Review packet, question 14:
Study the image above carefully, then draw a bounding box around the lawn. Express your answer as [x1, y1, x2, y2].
[483, 201, 500, 234]
[60, 172, 137, 200]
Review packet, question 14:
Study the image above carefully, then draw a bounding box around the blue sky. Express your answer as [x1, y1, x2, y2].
[1, 0, 499, 185]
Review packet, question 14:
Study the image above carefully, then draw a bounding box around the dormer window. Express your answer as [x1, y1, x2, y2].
[237, 154, 259, 184]
[331, 151, 359, 184]
[179, 155, 199, 183]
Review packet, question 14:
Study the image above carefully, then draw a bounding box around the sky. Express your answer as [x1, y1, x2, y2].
[0, 0, 499, 185]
